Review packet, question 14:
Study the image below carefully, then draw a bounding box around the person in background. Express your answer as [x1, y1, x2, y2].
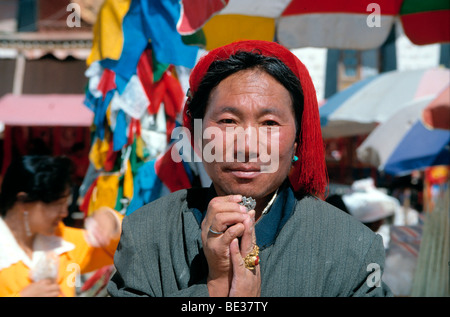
[341, 178, 400, 248]
[0, 155, 122, 297]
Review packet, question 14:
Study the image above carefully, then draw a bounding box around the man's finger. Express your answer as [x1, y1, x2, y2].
[209, 212, 250, 235]
[240, 210, 255, 258]
[208, 200, 247, 215]
[209, 195, 243, 207]
[221, 223, 245, 245]
[230, 238, 244, 271]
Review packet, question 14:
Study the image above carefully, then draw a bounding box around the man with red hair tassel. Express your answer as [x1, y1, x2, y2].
[108, 40, 392, 297]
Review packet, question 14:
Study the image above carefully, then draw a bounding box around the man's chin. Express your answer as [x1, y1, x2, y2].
[217, 180, 269, 199]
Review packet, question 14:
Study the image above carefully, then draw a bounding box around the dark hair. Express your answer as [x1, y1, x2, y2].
[325, 194, 349, 214]
[0, 156, 73, 217]
[188, 50, 304, 135]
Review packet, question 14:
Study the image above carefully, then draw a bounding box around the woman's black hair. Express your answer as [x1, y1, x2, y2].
[188, 50, 304, 135]
[0, 155, 73, 217]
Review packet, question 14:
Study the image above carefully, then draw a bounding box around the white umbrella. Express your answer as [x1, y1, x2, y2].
[319, 68, 450, 139]
[356, 87, 450, 175]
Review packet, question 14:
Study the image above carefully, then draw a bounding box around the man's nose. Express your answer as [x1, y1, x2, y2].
[235, 125, 258, 162]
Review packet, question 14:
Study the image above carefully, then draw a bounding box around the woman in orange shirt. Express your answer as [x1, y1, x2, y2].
[0, 155, 122, 297]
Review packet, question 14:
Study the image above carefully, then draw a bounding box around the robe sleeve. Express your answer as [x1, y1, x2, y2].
[107, 213, 156, 297]
[107, 208, 210, 297]
[350, 234, 393, 297]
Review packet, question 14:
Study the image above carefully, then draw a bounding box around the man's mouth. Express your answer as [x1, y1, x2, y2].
[225, 164, 261, 179]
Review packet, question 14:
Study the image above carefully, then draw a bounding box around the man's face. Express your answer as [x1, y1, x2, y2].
[200, 69, 298, 201]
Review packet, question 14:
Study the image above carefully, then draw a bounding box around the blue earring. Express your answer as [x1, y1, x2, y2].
[292, 156, 298, 163]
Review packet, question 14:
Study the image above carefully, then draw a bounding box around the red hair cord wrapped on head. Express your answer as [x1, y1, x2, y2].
[183, 40, 328, 198]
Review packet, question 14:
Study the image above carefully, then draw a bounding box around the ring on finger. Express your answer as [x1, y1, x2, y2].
[243, 245, 260, 270]
[208, 226, 224, 235]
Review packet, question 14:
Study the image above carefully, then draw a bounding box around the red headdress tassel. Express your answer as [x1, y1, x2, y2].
[288, 58, 328, 198]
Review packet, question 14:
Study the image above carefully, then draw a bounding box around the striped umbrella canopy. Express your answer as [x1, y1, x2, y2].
[179, 0, 449, 51]
[319, 67, 450, 139]
[180, 0, 399, 50]
[356, 87, 450, 175]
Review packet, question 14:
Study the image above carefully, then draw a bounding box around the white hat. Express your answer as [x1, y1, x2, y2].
[342, 179, 400, 223]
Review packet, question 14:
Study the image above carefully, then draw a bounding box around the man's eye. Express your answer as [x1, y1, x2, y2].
[263, 120, 278, 126]
[219, 119, 234, 124]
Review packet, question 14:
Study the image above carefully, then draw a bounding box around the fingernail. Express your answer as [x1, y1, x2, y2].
[239, 205, 247, 213]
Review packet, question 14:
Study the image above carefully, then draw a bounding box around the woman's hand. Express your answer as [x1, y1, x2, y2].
[84, 206, 121, 248]
[201, 195, 250, 296]
[20, 279, 61, 297]
[229, 211, 261, 297]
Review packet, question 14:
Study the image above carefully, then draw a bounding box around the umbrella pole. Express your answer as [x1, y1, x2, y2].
[402, 188, 411, 225]
[410, 182, 450, 296]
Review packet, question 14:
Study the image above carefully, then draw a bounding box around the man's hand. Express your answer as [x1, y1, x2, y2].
[229, 211, 261, 297]
[201, 195, 250, 296]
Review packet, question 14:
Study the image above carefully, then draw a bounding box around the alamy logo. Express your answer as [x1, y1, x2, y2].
[66, 263, 81, 287]
[366, 263, 382, 288]
[66, 3, 81, 28]
[171, 119, 280, 173]
[367, 3, 381, 28]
